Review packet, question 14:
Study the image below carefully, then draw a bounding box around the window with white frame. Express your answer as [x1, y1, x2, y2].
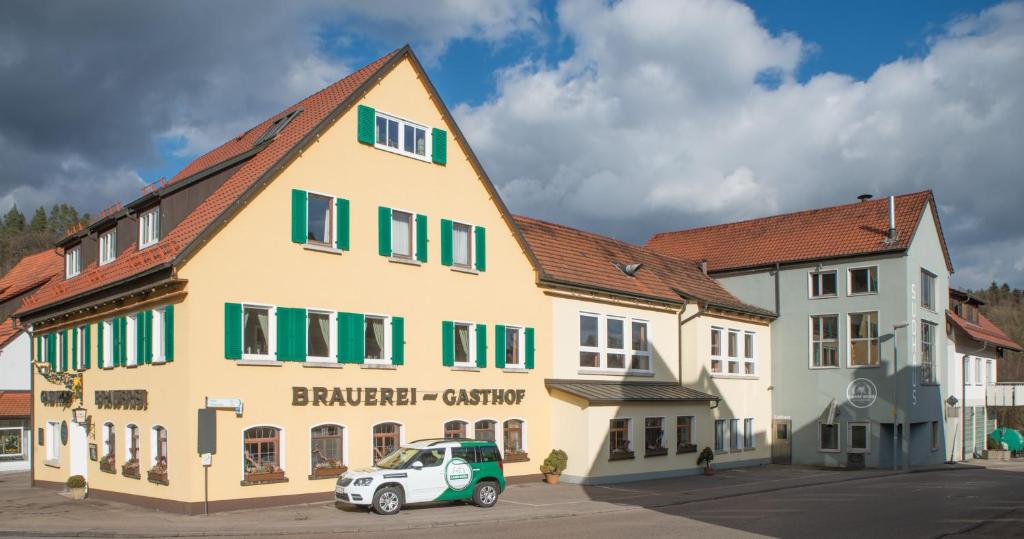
[964, 357, 971, 385]
[676, 416, 695, 452]
[505, 325, 524, 368]
[306, 193, 333, 246]
[138, 206, 160, 249]
[644, 417, 667, 457]
[849, 266, 878, 295]
[921, 321, 936, 384]
[727, 330, 739, 374]
[631, 320, 651, 371]
[452, 222, 473, 269]
[577, 313, 650, 372]
[729, 419, 740, 450]
[151, 425, 168, 471]
[390, 210, 414, 259]
[921, 269, 936, 311]
[126, 313, 138, 366]
[474, 420, 496, 443]
[819, 422, 839, 452]
[75, 326, 86, 370]
[606, 317, 626, 369]
[711, 327, 723, 373]
[849, 311, 880, 367]
[311, 424, 345, 475]
[987, 360, 995, 385]
[46, 421, 60, 462]
[102, 319, 114, 368]
[243, 305, 273, 359]
[151, 308, 164, 363]
[849, 422, 869, 453]
[976, 358, 984, 386]
[364, 315, 389, 363]
[453, 322, 473, 366]
[375, 111, 428, 159]
[307, 310, 333, 361]
[65, 245, 81, 278]
[579, 314, 600, 368]
[714, 419, 725, 452]
[609, 418, 633, 459]
[743, 332, 756, 374]
[809, 270, 837, 298]
[743, 418, 754, 449]
[811, 315, 839, 367]
[99, 228, 117, 265]
[444, 420, 467, 439]
[503, 420, 526, 459]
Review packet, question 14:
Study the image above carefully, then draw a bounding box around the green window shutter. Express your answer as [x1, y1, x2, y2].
[494, 324, 506, 369]
[69, 329, 75, 371]
[474, 226, 487, 272]
[291, 189, 307, 244]
[96, 323, 104, 368]
[442, 321, 454, 367]
[338, 312, 365, 364]
[83, 325, 91, 369]
[378, 207, 392, 257]
[475, 324, 487, 368]
[46, 334, 55, 371]
[431, 128, 447, 165]
[357, 105, 376, 145]
[525, 327, 535, 369]
[336, 198, 350, 251]
[415, 214, 428, 263]
[391, 317, 404, 366]
[294, 308, 307, 361]
[276, 308, 306, 361]
[224, 303, 242, 360]
[164, 305, 174, 362]
[440, 219, 453, 266]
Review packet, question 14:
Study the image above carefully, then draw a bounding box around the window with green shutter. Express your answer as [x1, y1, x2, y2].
[291, 189, 306, 244]
[391, 317, 405, 365]
[336, 198, 350, 251]
[415, 214, 428, 263]
[83, 325, 91, 370]
[224, 303, 242, 360]
[442, 321, 454, 367]
[71, 327, 78, 370]
[494, 325, 505, 369]
[276, 307, 306, 362]
[431, 128, 447, 165]
[60, 329, 68, 372]
[440, 219, 453, 266]
[474, 226, 486, 272]
[378, 207, 392, 257]
[163, 305, 174, 362]
[441, 219, 485, 272]
[337, 312, 365, 364]
[525, 327, 535, 369]
[476, 324, 487, 368]
[357, 105, 375, 145]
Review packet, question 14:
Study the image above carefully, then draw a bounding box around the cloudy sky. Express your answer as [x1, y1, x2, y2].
[1, 0, 1022, 289]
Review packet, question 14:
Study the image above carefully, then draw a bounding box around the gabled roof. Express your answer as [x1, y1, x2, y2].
[546, 379, 719, 404]
[646, 191, 954, 274]
[0, 249, 63, 304]
[17, 47, 408, 319]
[948, 310, 1022, 352]
[0, 391, 30, 418]
[514, 215, 775, 318]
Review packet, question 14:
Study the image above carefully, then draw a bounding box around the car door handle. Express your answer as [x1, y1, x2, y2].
[472, 468, 481, 471]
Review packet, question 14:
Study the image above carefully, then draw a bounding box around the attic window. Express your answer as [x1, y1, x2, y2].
[614, 262, 642, 277]
[254, 109, 300, 146]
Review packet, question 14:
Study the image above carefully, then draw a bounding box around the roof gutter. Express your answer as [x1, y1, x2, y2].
[537, 276, 685, 308]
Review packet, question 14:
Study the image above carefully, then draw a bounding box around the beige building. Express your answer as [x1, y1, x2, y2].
[515, 216, 775, 483]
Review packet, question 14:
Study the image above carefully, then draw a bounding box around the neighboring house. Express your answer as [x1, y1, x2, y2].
[647, 192, 954, 469]
[515, 216, 775, 483]
[946, 289, 1022, 460]
[0, 249, 63, 470]
[20, 46, 552, 513]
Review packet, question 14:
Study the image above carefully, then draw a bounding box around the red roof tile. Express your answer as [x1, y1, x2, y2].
[0, 319, 21, 350]
[646, 191, 953, 273]
[17, 48, 404, 317]
[948, 310, 1022, 352]
[0, 391, 30, 418]
[0, 250, 63, 304]
[514, 215, 774, 317]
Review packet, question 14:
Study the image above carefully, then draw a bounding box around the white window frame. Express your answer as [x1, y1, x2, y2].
[309, 423, 348, 476]
[809, 314, 840, 369]
[54, 330, 64, 372]
[847, 265, 879, 296]
[305, 190, 335, 247]
[241, 303, 276, 362]
[578, 312, 601, 369]
[921, 320, 937, 384]
[124, 423, 140, 462]
[847, 311, 880, 368]
[126, 313, 138, 367]
[305, 308, 336, 363]
[726, 330, 740, 374]
[848, 422, 870, 454]
[976, 357, 984, 386]
[630, 319, 652, 372]
[102, 319, 114, 369]
[138, 206, 160, 249]
[503, 324, 526, 369]
[75, 326, 86, 370]
[450, 221, 475, 270]
[608, 416, 633, 457]
[921, 269, 936, 312]
[451, 321, 476, 367]
[46, 421, 60, 463]
[643, 416, 667, 455]
[151, 308, 164, 364]
[102, 421, 115, 458]
[987, 360, 995, 385]
[714, 419, 726, 453]
[363, 313, 392, 365]
[389, 208, 415, 260]
[963, 356, 972, 385]
[577, 312, 651, 374]
[373, 110, 431, 162]
[711, 327, 724, 374]
[818, 422, 840, 453]
[729, 418, 740, 451]
[605, 315, 627, 370]
[240, 424, 286, 481]
[370, 421, 405, 466]
[742, 331, 756, 375]
[503, 417, 529, 455]
[149, 425, 167, 468]
[808, 269, 838, 299]
[99, 228, 117, 266]
[65, 245, 81, 278]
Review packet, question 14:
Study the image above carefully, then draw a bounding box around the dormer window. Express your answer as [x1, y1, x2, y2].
[139, 207, 160, 249]
[99, 228, 117, 265]
[65, 245, 81, 278]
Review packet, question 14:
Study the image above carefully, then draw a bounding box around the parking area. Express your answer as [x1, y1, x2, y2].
[0, 463, 1009, 537]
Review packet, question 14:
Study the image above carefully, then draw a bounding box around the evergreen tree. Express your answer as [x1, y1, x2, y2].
[29, 206, 48, 231]
[1, 206, 26, 234]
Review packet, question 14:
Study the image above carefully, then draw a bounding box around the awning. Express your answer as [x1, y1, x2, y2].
[545, 379, 719, 405]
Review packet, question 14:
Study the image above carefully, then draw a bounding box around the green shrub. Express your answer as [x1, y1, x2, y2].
[539, 449, 568, 475]
[988, 436, 1004, 450]
[66, 475, 86, 489]
[697, 447, 714, 469]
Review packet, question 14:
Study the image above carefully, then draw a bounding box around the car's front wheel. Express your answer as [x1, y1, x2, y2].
[473, 481, 499, 508]
[372, 486, 403, 515]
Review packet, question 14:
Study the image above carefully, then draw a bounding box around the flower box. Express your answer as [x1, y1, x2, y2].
[147, 468, 169, 485]
[645, 446, 668, 458]
[504, 451, 529, 463]
[99, 456, 116, 474]
[608, 449, 635, 461]
[312, 465, 347, 478]
[676, 444, 697, 454]
[121, 460, 141, 479]
[245, 470, 286, 483]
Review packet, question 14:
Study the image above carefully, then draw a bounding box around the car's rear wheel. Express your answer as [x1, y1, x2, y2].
[372, 486, 403, 515]
[473, 481, 499, 508]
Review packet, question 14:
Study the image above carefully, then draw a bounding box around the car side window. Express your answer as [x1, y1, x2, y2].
[477, 445, 500, 462]
[414, 449, 446, 468]
[451, 447, 477, 463]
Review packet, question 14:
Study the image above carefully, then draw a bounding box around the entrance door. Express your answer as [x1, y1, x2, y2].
[771, 419, 791, 464]
[69, 423, 88, 479]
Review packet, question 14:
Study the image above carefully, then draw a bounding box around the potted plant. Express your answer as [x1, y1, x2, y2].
[312, 459, 348, 478]
[99, 454, 116, 474]
[539, 449, 567, 484]
[121, 458, 141, 479]
[245, 463, 285, 482]
[504, 448, 529, 463]
[697, 446, 715, 475]
[66, 475, 87, 500]
[147, 459, 169, 485]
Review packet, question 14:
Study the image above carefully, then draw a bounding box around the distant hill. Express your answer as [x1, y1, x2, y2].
[0, 204, 88, 275]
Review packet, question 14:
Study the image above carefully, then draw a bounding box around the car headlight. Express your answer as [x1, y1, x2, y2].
[354, 477, 373, 486]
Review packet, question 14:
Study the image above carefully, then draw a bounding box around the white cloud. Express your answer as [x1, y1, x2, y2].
[456, 0, 1024, 287]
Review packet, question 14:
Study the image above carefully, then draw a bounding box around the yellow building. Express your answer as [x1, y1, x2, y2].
[22, 46, 552, 513]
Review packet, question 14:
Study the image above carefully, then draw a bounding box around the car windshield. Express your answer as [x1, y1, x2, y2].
[375, 447, 419, 469]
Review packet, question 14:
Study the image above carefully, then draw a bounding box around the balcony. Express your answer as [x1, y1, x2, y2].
[987, 383, 1024, 406]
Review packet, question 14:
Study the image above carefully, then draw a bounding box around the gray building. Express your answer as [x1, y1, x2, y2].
[647, 191, 954, 468]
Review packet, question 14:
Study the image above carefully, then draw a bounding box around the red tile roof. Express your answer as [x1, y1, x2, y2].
[0, 318, 21, 350]
[0, 391, 30, 418]
[0, 250, 63, 304]
[17, 47, 404, 317]
[646, 191, 953, 273]
[948, 310, 1022, 352]
[514, 215, 774, 317]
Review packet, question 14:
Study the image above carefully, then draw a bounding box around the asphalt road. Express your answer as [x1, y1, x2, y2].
[332, 467, 1024, 539]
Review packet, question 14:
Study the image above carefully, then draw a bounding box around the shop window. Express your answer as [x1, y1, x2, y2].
[848, 422, 868, 453]
[311, 424, 346, 478]
[444, 420, 467, 439]
[818, 423, 839, 452]
[677, 416, 696, 453]
[1, 428, 23, 459]
[503, 419, 527, 462]
[243, 305, 272, 359]
[123, 424, 140, 478]
[474, 420, 496, 443]
[644, 417, 667, 457]
[849, 312, 880, 367]
[101, 422, 116, 473]
[811, 315, 839, 368]
[714, 420, 725, 452]
[372, 423, 401, 465]
[149, 426, 168, 485]
[711, 328, 723, 373]
[243, 426, 284, 482]
[609, 418, 634, 460]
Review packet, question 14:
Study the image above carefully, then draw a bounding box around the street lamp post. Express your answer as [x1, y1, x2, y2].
[892, 322, 909, 471]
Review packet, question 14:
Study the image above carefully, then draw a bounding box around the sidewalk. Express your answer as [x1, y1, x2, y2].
[0, 463, 985, 537]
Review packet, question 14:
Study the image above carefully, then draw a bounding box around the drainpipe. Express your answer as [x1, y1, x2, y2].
[678, 299, 688, 388]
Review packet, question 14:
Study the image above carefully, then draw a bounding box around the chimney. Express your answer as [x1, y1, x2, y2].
[700, 259, 708, 275]
[887, 195, 896, 240]
[857, 194, 873, 202]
